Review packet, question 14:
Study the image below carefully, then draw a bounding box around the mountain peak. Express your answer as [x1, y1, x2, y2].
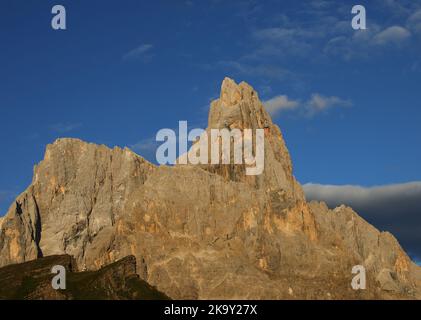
[210, 78, 269, 131]
[205, 78, 301, 198]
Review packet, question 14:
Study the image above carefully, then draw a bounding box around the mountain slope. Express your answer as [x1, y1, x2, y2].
[0, 78, 420, 299]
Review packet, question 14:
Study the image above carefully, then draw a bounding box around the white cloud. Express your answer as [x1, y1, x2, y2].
[123, 44, 154, 61]
[305, 93, 351, 116]
[372, 26, 411, 45]
[324, 24, 412, 60]
[263, 95, 300, 116]
[262, 92, 351, 117]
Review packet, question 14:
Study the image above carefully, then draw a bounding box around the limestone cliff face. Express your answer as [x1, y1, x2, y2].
[0, 78, 420, 299]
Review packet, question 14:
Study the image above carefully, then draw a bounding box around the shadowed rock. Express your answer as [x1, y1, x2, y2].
[0, 254, 169, 300]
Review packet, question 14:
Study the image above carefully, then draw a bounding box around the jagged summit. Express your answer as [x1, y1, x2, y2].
[0, 78, 420, 299]
[210, 77, 269, 130]
[179, 77, 304, 200]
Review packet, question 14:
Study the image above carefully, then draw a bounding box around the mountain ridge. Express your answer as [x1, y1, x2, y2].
[0, 77, 420, 299]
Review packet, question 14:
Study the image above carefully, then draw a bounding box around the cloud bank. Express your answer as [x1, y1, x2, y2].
[303, 181, 421, 262]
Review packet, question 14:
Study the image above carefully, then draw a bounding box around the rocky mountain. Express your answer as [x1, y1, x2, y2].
[0, 254, 169, 299]
[0, 78, 420, 299]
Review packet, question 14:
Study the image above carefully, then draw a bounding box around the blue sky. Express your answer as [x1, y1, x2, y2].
[0, 0, 420, 260]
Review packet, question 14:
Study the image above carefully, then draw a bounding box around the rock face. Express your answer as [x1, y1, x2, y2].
[0, 254, 169, 299]
[0, 78, 420, 299]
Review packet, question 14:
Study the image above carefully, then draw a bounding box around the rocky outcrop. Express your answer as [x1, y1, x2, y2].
[0, 78, 420, 299]
[0, 192, 42, 266]
[0, 254, 169, 300]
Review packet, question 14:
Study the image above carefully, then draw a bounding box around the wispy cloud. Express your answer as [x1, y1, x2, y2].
[372, 26, 411, 45]
[263, 93, 351, 117]
[407, 9, 421, 36]
[305, 93, 352, 116]
[123, 43, 154, 62]
[50, 122, 82, 133]
[303, 181, 421, 260]
[130, 137, 159, 154]
[324, 23, 412, 60]
[376, 0, 413, 17]
[242, 1, 418, 63]
[130, 136, 163, 164]
[250, 27, 321, 58]
[252, 27, 321, 42]
[203, 2, 420, 79]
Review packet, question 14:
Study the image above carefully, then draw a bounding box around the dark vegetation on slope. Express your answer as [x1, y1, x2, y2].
[0, 255, 170, 300]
